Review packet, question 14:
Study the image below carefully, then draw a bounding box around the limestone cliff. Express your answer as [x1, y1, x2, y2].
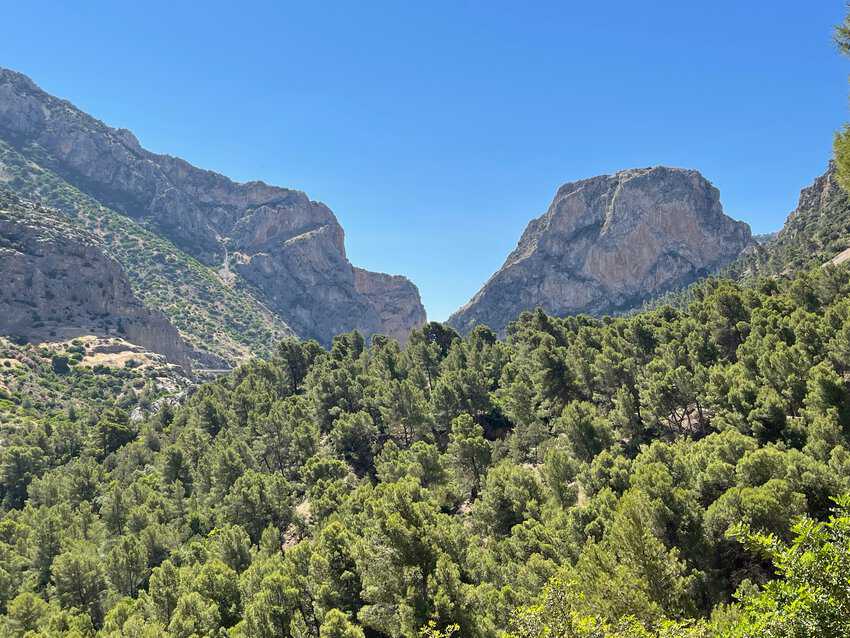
[449, 167, 753, 334]
[0, 67, 425, 345]
[0, 189, 193, 369]
[353, 268, 428, 345]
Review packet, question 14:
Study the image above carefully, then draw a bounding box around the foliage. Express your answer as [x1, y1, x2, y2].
[836, 9, 850, 193]
[727, 497, 850, 638]
[1, 258, 850, 635]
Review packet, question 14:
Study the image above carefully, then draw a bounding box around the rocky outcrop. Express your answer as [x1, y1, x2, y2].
[0, 67, 425, 345]
[449, 167, 752, 334]
[354, 268, 428, 345]
[729, 163, 850, 278]
[780, 163, 850, 263]
[0, 189, 194, 369]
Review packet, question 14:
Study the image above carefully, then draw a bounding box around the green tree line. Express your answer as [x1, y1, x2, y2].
[2, 261, 850, 636]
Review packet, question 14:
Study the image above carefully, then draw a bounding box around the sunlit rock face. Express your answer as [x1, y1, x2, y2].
[0, 189, 194, 369]
[449, 167, 752, 335]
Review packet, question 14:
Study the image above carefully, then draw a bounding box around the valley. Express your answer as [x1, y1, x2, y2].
[1, 6, 849, 638]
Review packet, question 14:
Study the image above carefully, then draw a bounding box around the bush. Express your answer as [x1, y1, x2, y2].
[51, 355, 70, 375]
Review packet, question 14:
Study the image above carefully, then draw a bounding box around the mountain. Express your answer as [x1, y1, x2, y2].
[0, 188, 193, 369]
[0, 67, 425, 362]
[0, 138, 292, 366]
[448, 166, 753, 334]
[730, 163, 850, 277]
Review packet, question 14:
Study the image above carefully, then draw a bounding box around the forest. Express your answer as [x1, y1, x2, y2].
[1, 261, 850, 637]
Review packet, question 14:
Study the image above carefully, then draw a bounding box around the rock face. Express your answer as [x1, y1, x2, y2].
[353, 268, 428, 345]
[790, 163, 842, 224]
[449, 167, 752, 334]
[0, 67, 425, 345]
[0, 189, 193, 369]
[777, 163, 850, 267]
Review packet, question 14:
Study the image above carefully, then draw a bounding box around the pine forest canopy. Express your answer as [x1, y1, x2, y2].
[3, 262, 850, 636]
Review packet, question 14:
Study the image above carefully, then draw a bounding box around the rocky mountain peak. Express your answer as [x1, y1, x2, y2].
[449, 166, 752, 334]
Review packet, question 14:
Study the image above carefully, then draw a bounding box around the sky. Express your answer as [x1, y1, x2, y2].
[2, 2, 848, 321]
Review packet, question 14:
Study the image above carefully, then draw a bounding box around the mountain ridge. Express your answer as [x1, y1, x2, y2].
[0, 137, 293, 366]
[729, 162, 850, 279]
[0, 66, 426, 350]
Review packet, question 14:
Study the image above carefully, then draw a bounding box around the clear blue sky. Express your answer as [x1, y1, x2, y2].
[2, 2, 847, 320]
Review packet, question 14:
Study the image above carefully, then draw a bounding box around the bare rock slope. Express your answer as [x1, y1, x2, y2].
[449, 167, 752, 334]
[0, 189, 193, 369]
[0, 67, 425, 345]
[354, 268, 428, 345]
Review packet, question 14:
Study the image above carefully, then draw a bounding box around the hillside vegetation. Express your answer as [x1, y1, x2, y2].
[2, 261, 850, 636]
[0, 335, 190, 430]
[730, 164, 850, 280]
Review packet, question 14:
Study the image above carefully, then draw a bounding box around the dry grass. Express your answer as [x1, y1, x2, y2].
[35, 335, 161, 370]
[80, 351, 156, 369]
